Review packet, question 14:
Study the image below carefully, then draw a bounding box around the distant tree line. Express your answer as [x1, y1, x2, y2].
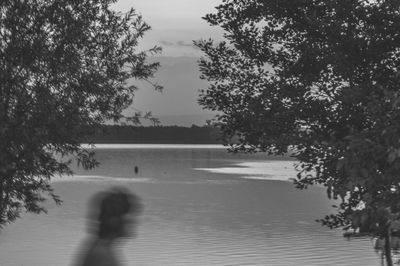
[85, 125, 223, 144]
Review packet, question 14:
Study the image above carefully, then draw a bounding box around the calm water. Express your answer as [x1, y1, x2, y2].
[0, 145, 381, 265]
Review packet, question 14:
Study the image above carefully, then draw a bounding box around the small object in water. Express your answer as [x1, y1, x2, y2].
[134, 166, 139, 174]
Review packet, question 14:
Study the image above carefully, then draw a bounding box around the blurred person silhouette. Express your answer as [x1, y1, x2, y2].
[74, 187, 142, 266]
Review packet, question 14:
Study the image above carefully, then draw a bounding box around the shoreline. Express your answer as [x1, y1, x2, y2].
[80, 143, 227, 149]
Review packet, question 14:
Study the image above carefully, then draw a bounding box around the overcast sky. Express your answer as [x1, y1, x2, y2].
[112, 0, 223, 126]
[114, 0, 223, 57]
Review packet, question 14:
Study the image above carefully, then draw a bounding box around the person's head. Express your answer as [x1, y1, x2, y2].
[87, 187, 142, 239]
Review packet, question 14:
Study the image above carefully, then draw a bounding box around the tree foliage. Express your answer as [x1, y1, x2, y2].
[196, 0, 400, 261]
[0, 0, 160, 226]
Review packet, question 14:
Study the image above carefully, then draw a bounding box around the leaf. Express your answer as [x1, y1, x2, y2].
[336, 159, 345, 171]
[388, 150, 397, 163]
[360, 168, 368, 178]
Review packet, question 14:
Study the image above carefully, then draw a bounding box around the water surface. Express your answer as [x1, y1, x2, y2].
[0, 144, 380, 265]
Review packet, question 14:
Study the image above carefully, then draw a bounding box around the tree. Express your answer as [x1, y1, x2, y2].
[0, 0, 161, 227]
[196, 1, 400, 264]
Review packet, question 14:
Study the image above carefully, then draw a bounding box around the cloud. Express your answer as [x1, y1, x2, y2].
[176, 40, 194, 47]
[159, 40, 200, 50]
[159, 40, 175, 46]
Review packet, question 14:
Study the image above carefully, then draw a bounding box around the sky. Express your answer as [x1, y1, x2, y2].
[113, 0, 224, 126]
[114, 0, 223, 57]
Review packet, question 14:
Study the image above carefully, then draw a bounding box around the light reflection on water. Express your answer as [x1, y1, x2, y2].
[0, 145, 381, 265]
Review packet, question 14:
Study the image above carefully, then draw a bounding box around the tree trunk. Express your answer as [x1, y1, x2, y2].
[384, 226, 393, 266]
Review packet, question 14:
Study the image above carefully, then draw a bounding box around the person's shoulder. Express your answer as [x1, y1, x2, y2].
[79, 241, 120, 266]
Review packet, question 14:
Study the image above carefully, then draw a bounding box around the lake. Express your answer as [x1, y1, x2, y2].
[0, 144, 382, 265]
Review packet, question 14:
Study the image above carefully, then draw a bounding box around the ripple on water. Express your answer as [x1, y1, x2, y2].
[122, 222, 379, 266]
